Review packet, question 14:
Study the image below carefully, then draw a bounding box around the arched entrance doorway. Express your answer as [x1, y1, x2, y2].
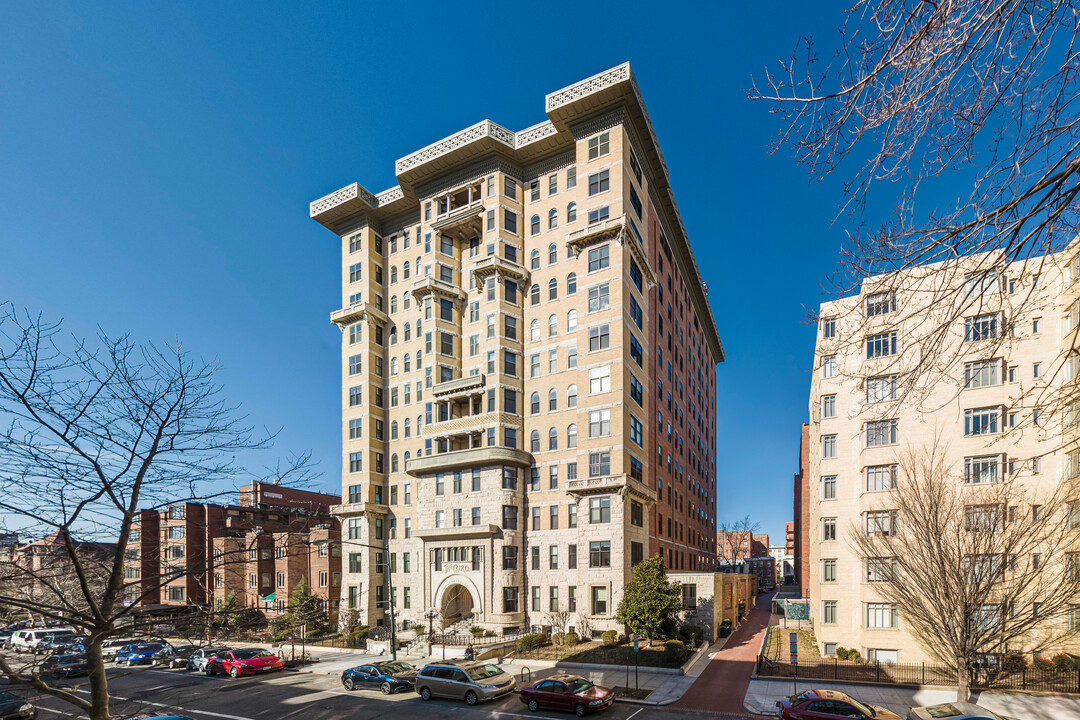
[440, 584, 474, 626]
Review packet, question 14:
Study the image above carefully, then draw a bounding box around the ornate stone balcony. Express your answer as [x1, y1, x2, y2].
[567, 473, 656, 504]
[406, 446, 533, 477]
[433, 374, 485, 398]
[429, 412, 520, 439]
[331, 502, 389, 518]
[415, 523, 500, 541]
[411, 276, 466, 305]
[471, 255, 530, 285]
[430, 200, 484, 233]
[329, 301, 388, 327]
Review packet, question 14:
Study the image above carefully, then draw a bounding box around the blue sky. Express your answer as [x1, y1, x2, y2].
[1, 1, 867, 545]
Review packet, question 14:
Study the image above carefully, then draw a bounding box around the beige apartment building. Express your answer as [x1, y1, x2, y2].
[806, 246, 1080, 663]
[309, 64, 723, 636]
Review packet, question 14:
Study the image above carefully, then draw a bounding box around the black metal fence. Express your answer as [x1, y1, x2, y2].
[515, 643, 693, 669]
[756, 655, 1080, 694]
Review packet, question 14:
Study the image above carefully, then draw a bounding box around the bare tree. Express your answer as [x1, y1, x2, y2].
[849, 440, 1080, 701]
[717, 514, 761, 569]
[752, 1, 1080, 406]
[544, 609, 572, 636]
[0, 306, 292, 720]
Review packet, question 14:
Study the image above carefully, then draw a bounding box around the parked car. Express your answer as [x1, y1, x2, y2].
[186, 647, 229, 673]
[8, 629, 77, 654]
[341, 661, 418, 694]
[520, 674, 614, 716]
[205, 649, 285, 678]
[0, 631, 13, 649]
[100, 638, 140, 662]
[0, 692, 34, 720]
[40, 654, 89, 679]
[907, 703, 1014, 720]
[777, 689, 903, 720]
[153, 645, 198, 669]
[415, 659, 517, 705]
[115, 643, 167, 666]
[43, 635, 85, 654]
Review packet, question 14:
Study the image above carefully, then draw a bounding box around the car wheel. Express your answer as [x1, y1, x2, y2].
[465, 691, 478, 706]
[574, 703, 587, 717]
[420, 686, 432, 701]
[230, 667, 239, 679]
[205, 665, 213, 676]
[381, 682, 393, 695]
[527, 698, 540, 712]
[343, 677, 355, 691]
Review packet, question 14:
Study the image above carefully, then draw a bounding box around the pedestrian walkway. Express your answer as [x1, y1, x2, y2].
[673, 591, 774, 713]
[743, 677, 1080, 720]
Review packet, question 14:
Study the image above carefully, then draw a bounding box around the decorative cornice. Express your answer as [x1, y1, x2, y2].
[330, 301, 388, 327]
[516, 120, 557, 148]
[375, 186, 404, 206]
[395, 120, 515, 175]
[406, 446, 533, 476]
[545, 63, 632, 112]
[410, 276, 467, 306]
[310, 182, 377, 218]
[471, 255, 530, 285]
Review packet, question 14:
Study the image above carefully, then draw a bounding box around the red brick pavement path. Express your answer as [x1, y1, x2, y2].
[674, 592, 775, 714]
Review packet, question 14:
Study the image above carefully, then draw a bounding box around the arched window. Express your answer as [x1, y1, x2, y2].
[548, 388, 557, 411]
[530, 284, 540, 305]
[404, 322, 411, 341]
[404, 450, 411, 461]
[391, 421, 399, 439]
[530, 249, 540, 269]
[391, 266, 398, 283]
[531, 392, 541, 414]
[567, 384, 578, 407]
[390, 296, 398, 313]
[404, 418, 411, 437]
[416, 319, 422, 334]
[567, 424, 578, 448]
[403, 261, 410, 279]
[567, 309, 578, 332]
[548, 243, 558, 264]
[567, 202, 577, 223]
[531, 319, 541, 342]
[403, 294, 410, 310]
[417, 415, 423, 434]
[389, 327, 398, 345]
[391, 357, 399, 376]
[531, 215, 541, 235]
[548, 210, 558, 230]
[531, 430, 541, 452]
[549, 427, 558, 450]
[391, 454, 399, 472]
[404, 354, 411, 372]
[548, 278, 558, 301]
[567, 272, 577, 295]
[416, 350, 423, 368]
[548, 313, 557, 336]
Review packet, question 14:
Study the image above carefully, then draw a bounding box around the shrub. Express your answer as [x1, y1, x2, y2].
[1002, 653, 1028, 673]
[617, 633, 628, 645]
[679, 624, 704, 646]
[846, 649, 862, 663]
[663, 639, 687, 661]
[552, 633, 565, 647]
[411, 624, 425, 635]
[1053, 653, 1076, 671]
[347, 625, 370, 647]
[469, 626, 484, 638]
[516, 633, 548, 652]
[564, 631, 580, 647]
[836, 647, 850, 661]
[1034, 656, 1055, 671]
[484, 630, 496, 637]
[601, 630, 618, 646]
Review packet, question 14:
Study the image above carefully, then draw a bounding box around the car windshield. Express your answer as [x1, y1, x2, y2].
[131, 644, 160, 652]
[232, 649, 270, 660]
[566, 678, 595, 694]
[849, 699, 875, 717]
[377, 662, 411, 674]
[466, 664, 503, 681]
[0, 692, 16, 703]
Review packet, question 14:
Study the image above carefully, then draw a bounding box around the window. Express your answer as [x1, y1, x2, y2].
[822, 559, 837, 582]
[589, 324, 610, 351]
[866, 603, 898, 628]
[502, 505, 518, 530]
[822, 435, 837, 458]
[589, 409, 611, 437]
[503, 587, 519, 613]
[865, 291, 895, 316]
[588, 132, 609, 159]
[588, 170, 610, 195]
[567, 166, 577, 188]
[965, 313, 1000, 341]
[822, 518, 837, 541]
[866, 332, 897, 358]
[866, 420, 898, 447]
[821, 395, 836, 418]
[589, 450, 610, 477]
[530, 215, 540, 235]
[589, 366, 611, 394]
[965, 456, 1000, 484]
[965, 360, 1000, 388]
[822, 601, 837, 624]
[588, 283, 610, 311]
[349, 452, 363, 472]
[590, 496, 611, 523]
[567, 202, 577, 223]
[821, 356, 837, 378]
[865, 510, 897, 536]
[502, 546, 518, 570]
[1033, 362, 1042, 379]
[567, 423, 578, 448]
[823, 476, 837, 499]
[630, 416, 643, 446]
[588, 246, 610, 272]
[504, 209, 517, 234]
[548, 312, 557, 334]
[629, 296, 643, 329]
[865, 464, 898, 491]
[965, 270, 1001, 297]
[866, 557, 896, 583]
[821, 318, 836, 338]
[589, 541, 611, 567]
[965, 407, 1000, 436]
[588, 206, 609, 224]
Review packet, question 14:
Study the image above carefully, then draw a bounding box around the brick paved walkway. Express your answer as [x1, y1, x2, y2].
[673, 592, 774, 714]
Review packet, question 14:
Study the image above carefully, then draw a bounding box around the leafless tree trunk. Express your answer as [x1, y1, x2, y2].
[849, 439, 1080, 701]
[0, 305, 301, 719]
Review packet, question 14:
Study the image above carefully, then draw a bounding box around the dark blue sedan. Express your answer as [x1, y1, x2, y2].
[341, 661, 418, 694]
[115, 643, 166, 666]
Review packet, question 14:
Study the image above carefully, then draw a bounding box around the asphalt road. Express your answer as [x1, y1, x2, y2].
[2, 650, 759, 720]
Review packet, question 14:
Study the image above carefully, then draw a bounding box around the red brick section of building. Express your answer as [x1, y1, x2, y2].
[793, 422, 810, 594]
[648, 219, 723, 573]
[716, 531, 769, 562]
[124, 482, 341, 625]
[785, 522, 795, 556]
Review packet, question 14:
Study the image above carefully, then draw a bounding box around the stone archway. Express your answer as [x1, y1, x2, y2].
[440, 583, 473, 625]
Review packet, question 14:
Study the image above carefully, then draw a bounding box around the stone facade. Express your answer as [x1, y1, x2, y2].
[312, 64, 723, 636]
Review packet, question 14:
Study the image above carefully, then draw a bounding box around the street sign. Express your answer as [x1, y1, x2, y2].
[633, 633, 639, 652]
[789, 632, 798, 665]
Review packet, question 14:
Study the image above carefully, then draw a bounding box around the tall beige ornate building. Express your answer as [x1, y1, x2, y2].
[309, 64, 723, 635]
[806, 246, 1080, 663]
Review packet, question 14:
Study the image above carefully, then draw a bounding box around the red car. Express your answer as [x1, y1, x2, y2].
[204, 648, 285, 678]
[520, 674, 614, 716]
[778, 689, 902, 720]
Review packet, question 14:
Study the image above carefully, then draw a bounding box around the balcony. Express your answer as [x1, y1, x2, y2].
[567, 474, 656, 503]
[433, 374, 485, 398]
[431, 200, 484, 234]
[430, 412, 521, 439]
[331, 502, 389, 518]
[406, 446, 533, 477]
[330, 301, 388, 327]
[415, 523, 500, 541]
[411, 276, 466, 305]
[471, 255, 530, 285]
[566, 214, 655, 287]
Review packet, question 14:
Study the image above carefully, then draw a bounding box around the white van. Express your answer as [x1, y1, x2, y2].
[9, 628, 76, 653]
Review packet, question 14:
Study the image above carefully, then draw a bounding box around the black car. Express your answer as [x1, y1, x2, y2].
[153, 645, 198, 669]
[40, 654, 89, 679]
[0, 692, 35, 720]
[341, 661, 418, 694]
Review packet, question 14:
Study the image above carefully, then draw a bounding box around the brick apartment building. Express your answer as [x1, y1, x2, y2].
[124, 483, 342, 626]
[793, 422, 810, 593]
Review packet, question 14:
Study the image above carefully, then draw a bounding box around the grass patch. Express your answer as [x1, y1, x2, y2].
[764, 627, 820, 659]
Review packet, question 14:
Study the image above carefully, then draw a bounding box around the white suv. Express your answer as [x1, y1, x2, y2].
[9, 628, 77, 653]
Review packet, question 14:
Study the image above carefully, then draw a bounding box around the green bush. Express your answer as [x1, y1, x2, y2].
[516, 633, 548, 651]
[617, 633, 628, 645]
[411, 624, 425, 635]
[679, 624, 704, 646]
[663, 639, 687, 661]
[1002, 653, 1028, 673]
[836, 647, 850, 660]
[1034, 656, 1055, 671]
[601, 630, 618, 646]
[847, 649, 862, 663]
[347, 625, 370, 648]
[1053, 653, 1076, 671]
[469, 626, 484, 638]
[563, 631, 580, 646]
[552, 633, 565, 647]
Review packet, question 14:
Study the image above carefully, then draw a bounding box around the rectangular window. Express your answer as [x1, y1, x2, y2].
[588, 246, 610, 271]
[588, 324, 610, 351]
[965, 407, 1001, 436]
[865, 291, 895, 316]
[589, 541, 611, 567]
[866, 603, 899, 629]
[503, 587, 519, 613]
[588, 283, 610, 311]
[823, 600, 837, 624]
[823, 476, 837, 499]
[502, 546, 518, 570]
[822, 517, 837, 541]
[588, 206, 610, 224]
[822, 559, 837, 582]
[589, 496, 611, 523]
[821, 318, 836, 338]
[866, 332, 898, 359]
[821, 395, 836, 418]
[589, 409, 611, 437]
[821, 356, 837, 378]
[588, 132, 609, 159]
[965, 313, 1001, 341]
[866, 510, 897, 536]
[965, 456, 1000, 484]
[865, 464, 898, 491]
[349, 452, 363, 472]
[821, 435, 837, 458]
[965, 360, 1000, 388]
[588, 170, 610, 196]
[865, 420, 898, 447]
[865, 375, 896, 403]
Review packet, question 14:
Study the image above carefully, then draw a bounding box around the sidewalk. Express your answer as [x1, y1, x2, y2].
[673, 591, 774, 713]
[743, 677, 1080, 720]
